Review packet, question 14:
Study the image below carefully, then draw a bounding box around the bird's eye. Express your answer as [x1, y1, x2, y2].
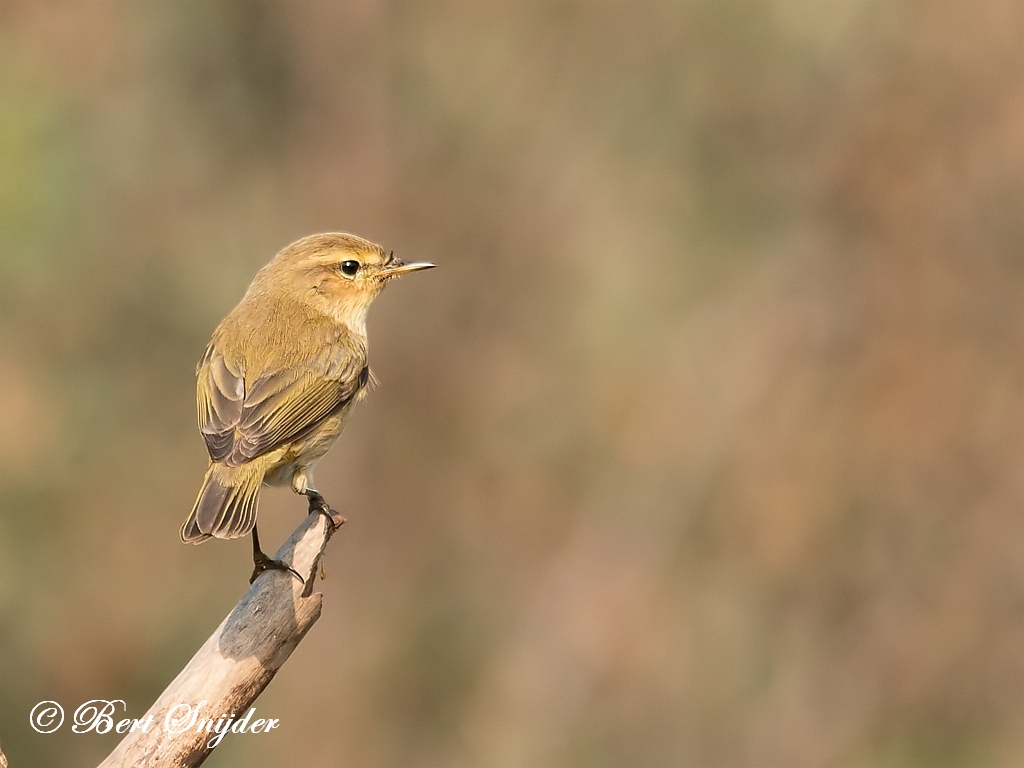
[340, 260, 360, 276]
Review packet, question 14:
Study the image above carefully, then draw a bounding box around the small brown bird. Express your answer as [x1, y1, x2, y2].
[180, 232, 434, 582]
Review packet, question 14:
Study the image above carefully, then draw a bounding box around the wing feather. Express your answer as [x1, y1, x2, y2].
[197, 347, 244, 463]
[196, 341, 366, 467]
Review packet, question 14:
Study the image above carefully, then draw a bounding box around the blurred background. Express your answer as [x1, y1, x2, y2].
[2, 1, 1024, 766]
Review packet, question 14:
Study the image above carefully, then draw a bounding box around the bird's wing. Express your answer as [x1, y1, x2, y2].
[196, 346, 244, 463]
[197, 342, 367, 466]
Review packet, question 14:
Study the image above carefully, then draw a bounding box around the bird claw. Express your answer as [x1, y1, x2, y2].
[294, 489, 345, 596]
[249, 553, 303, 586]
[304, 490, 346, 530]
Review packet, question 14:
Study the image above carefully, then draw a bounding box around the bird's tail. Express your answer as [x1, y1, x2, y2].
[180, 462, 265, 543]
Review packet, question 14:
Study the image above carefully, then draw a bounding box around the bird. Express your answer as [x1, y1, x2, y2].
[180, 232, 435, 583]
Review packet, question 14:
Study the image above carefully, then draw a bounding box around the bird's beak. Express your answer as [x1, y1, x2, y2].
[382, 260, 436, 277]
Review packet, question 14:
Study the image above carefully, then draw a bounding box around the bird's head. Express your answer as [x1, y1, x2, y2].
[254, 232, 435, 334]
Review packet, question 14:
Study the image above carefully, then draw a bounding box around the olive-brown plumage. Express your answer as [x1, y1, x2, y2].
[180, 233, 434, 579]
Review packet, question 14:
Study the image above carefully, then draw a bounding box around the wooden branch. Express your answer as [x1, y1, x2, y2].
[0, 737, 8, 768]
[97, 512, 341, 768]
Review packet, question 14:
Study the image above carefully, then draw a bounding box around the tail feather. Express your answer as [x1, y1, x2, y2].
[181, 463, 264, 543]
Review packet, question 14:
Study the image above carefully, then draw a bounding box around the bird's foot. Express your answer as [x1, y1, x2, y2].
[249, 551, 303, 586]
[303, 490, 346, 531]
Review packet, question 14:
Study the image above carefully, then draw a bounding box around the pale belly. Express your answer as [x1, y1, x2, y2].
[261, 401, 354, 491]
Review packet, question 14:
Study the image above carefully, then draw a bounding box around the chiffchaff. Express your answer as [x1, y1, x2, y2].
[180, 233, 434, 582]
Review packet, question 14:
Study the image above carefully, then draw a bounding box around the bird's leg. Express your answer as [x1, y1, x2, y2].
[302, 488, 346, 531]
[249, 523, 303, 585]
[297, 487, 344, 590]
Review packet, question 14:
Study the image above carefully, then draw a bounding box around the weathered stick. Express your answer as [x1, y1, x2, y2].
[97, 512, 341, 767]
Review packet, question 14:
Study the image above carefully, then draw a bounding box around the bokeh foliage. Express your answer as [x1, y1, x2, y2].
[2, 1, 1024, 766]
